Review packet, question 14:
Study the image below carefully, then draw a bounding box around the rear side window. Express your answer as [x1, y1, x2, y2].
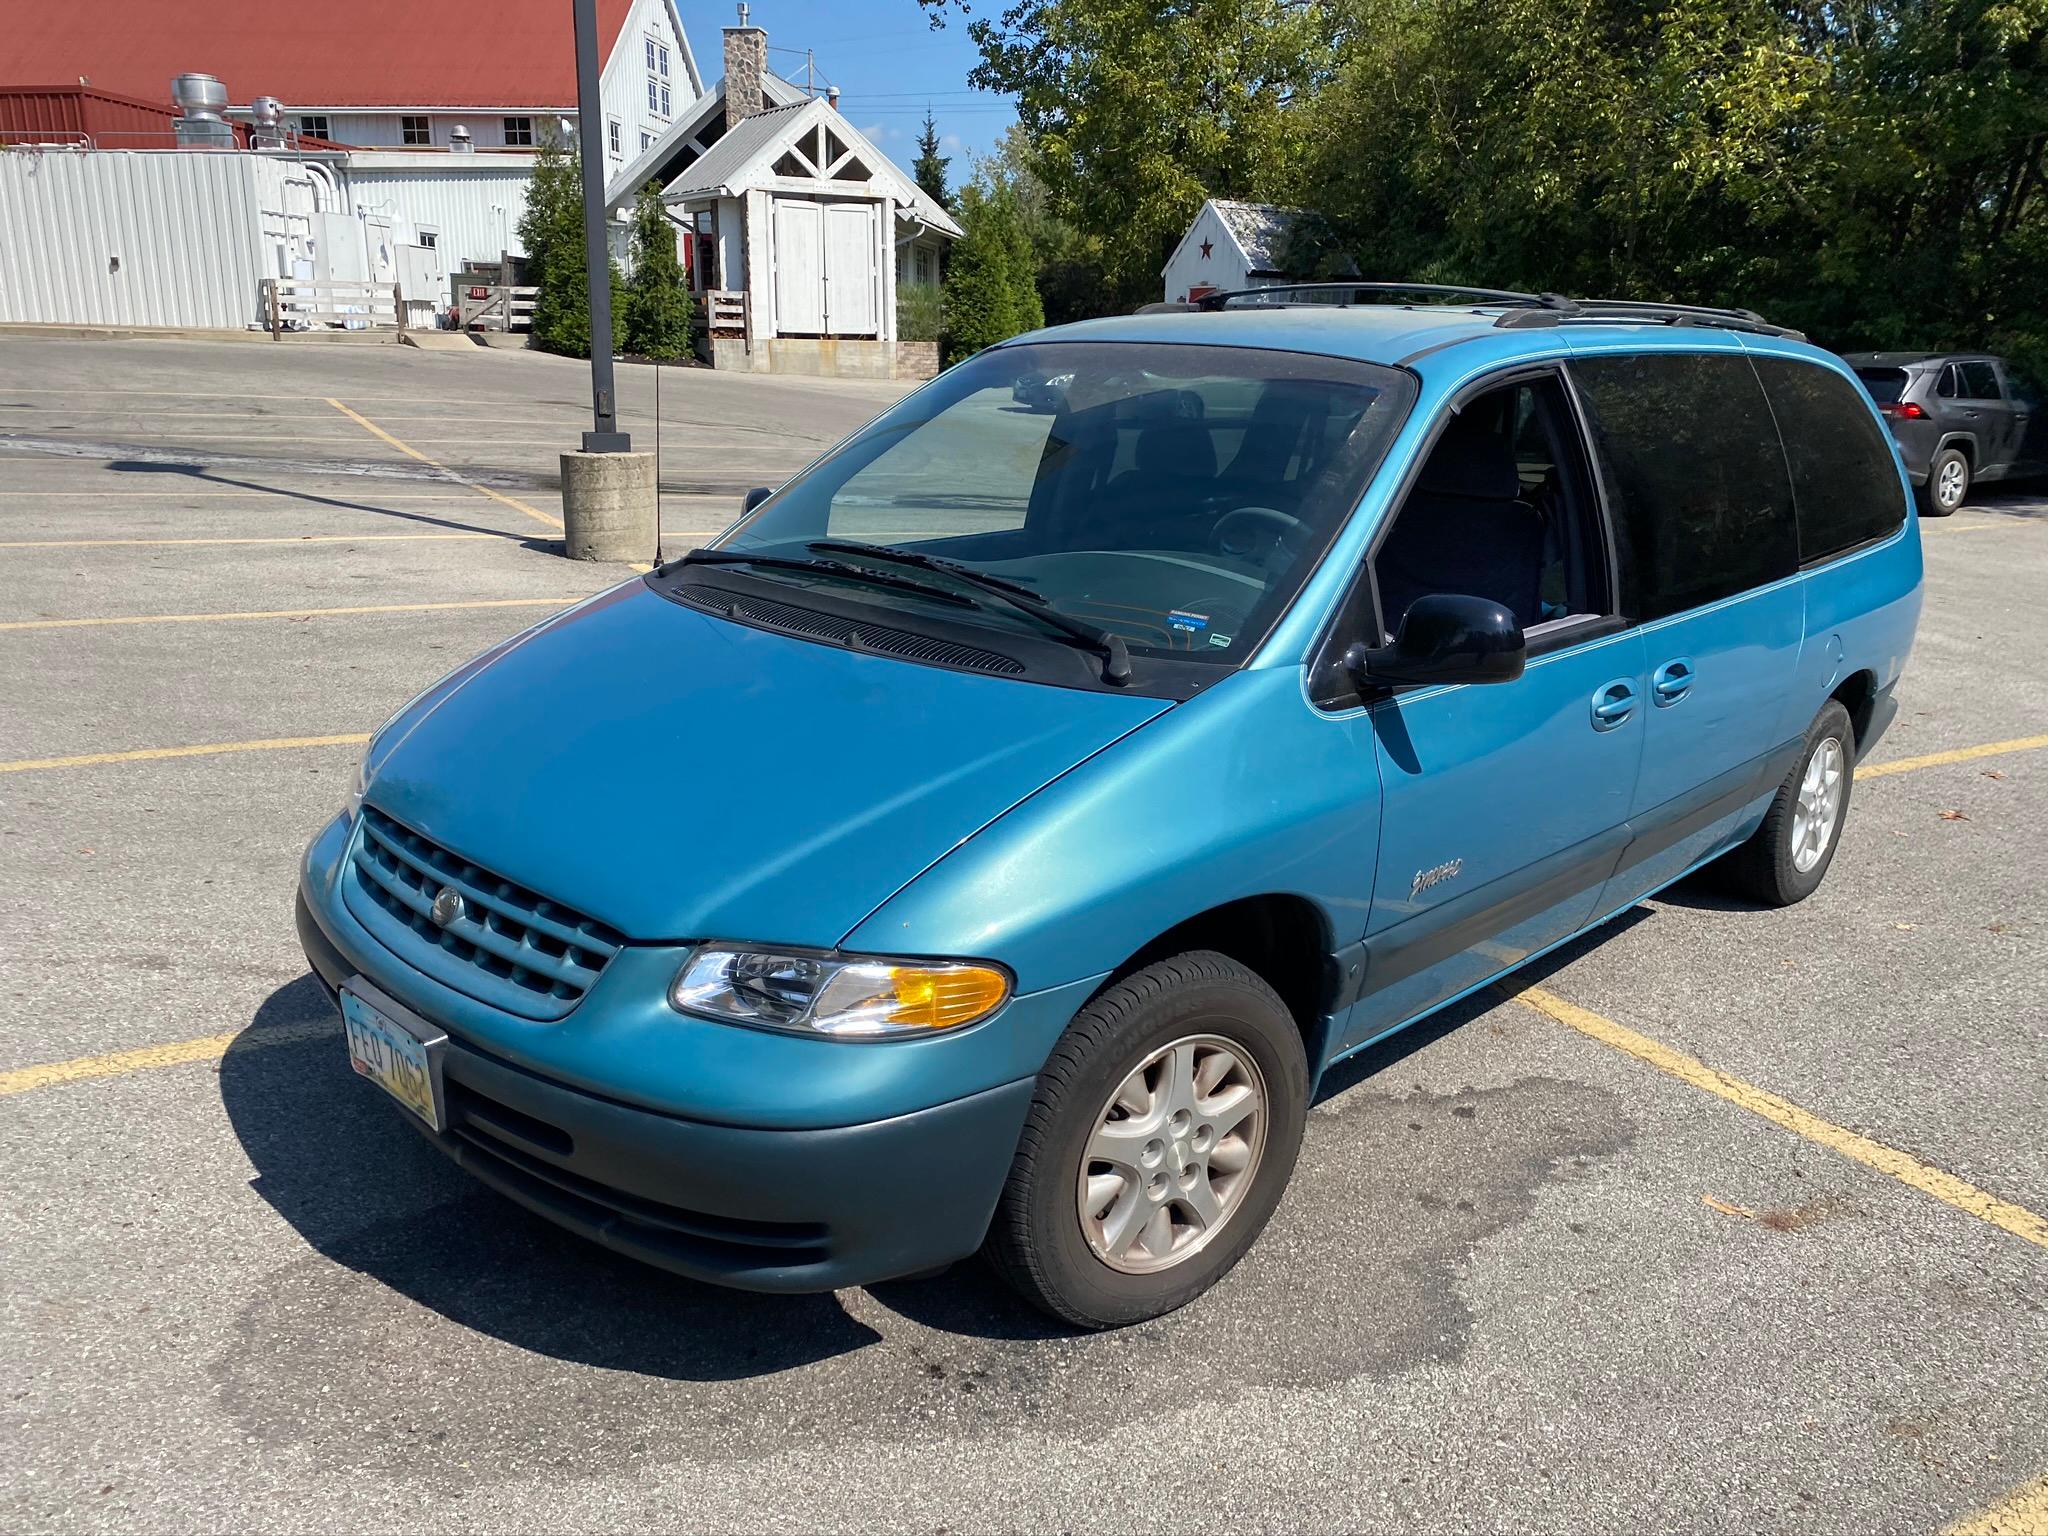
[1753, 358, 1907, 564]
[1961, 361, 2001, 399]
[1854, 367, 1908, 404]
[1570, 352, 1798, 621]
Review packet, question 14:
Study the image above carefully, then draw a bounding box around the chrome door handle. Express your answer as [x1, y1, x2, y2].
[1652, 657, 1694, 705]
[1591, 680, 1636, 731]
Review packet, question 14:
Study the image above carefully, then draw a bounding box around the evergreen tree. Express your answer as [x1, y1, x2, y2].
[994, 185, 1044, 335]
[942, 185, 1021, 363]
[623, 184, 694, 360]
[912, 110, 953, 212]
[516, 122, 625, 359]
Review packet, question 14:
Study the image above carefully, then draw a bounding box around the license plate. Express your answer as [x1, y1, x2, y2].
[341, 982, 448, 1132]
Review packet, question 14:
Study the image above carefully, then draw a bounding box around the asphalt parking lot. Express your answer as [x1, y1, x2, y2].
[2, 333, 2045, 1536]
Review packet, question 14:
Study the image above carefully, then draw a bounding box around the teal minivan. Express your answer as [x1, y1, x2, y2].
[298, 286, 1922, 1327]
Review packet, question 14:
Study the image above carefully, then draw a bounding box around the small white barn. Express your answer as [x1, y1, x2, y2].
[607, 16, 961, 378]
[1162, 199, 1307, 304]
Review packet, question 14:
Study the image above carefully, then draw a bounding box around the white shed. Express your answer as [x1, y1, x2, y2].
[1162, 199, 1306, 304]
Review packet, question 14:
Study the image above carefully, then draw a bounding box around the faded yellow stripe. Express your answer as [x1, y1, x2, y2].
[0, 733, 369, 774]
[0, 491, 482, 500]
[0, 533, 502, 549]
[326, 399, 563, 529]
[1512, 985, 2048, 1252]
[0, 596, 576, 632]
[1857, 733, 2048, 780]
[0, 1021, 335, 1097]
[1945, 1474, 2048, 1536]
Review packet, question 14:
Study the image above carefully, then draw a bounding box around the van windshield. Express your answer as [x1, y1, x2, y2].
[706, 341, 1414, 667]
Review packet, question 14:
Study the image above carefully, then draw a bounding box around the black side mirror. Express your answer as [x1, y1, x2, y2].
[742, 486, 774, 514]
[1347, 593, 1525, 689]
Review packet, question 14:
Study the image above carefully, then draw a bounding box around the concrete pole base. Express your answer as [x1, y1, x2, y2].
[559, 451, 658, 563]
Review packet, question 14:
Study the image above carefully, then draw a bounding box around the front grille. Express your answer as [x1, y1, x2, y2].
[345, 806, 623, 1021]
[673, 584, 1028, 675]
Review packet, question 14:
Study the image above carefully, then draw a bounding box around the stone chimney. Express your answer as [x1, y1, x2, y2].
[723, 5, 768, 122]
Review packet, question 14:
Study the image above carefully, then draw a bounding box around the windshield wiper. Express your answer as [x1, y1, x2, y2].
[809, 540, 1133, 685]
[679, 549, 973, 608]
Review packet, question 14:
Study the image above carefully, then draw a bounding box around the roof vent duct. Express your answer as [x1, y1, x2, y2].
[249, 95, 286, 148]
[450, 124, 473, 153]
[171, 72, 236, 149]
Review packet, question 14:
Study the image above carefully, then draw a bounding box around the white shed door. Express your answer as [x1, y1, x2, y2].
[773, 199, 825, 333]
[821, 202, 877, 336]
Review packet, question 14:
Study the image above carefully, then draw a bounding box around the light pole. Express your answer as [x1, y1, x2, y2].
[572, 0, 629, 451]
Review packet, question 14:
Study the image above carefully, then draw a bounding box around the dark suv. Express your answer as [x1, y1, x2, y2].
[1843, 352, 2047, 515]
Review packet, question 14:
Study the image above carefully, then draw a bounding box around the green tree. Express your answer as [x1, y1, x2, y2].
[920, 0, 1339, 304]
[943, 184, 1025, 362]
[516, 123, 626, 359]
[913, 110, 953, 212]
[623, 184, 694, 360]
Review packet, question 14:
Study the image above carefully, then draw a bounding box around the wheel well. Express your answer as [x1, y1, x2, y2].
[1114, 894, 1336, 1045]
[1939, 437, 1974, 466]
[1831, 668, 1879, 751]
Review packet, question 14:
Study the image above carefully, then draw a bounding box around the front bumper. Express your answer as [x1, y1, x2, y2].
[298, 878, 1043, 1293]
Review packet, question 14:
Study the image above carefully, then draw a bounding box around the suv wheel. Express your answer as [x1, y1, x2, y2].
[983, 951, 1308, 1329]
[1716, 700, 1855, 906]
[1920, 447, 1969, 516]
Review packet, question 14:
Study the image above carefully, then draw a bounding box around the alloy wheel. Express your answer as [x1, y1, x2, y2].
[1791, 735, 1846, 873]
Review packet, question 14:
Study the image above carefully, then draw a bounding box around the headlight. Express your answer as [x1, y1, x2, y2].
[670, 946, 1010, 1038]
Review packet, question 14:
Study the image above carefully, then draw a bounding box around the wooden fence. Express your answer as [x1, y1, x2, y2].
[261, 279, 406, 337]
[455, 283, 538, 333]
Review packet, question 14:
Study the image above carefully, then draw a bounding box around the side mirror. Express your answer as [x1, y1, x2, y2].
[742, 486, 774, 514]
[1347, 593, 1525, 689]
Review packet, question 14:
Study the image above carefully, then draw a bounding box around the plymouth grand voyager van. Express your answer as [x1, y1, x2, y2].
[298, 285, 1922, 1328]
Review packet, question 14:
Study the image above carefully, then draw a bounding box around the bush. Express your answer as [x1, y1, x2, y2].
[517, 124, 625, 359]
[943, 186, 1027, 364]
[896, 281, 943, 343]
[623, 184, 694, 360]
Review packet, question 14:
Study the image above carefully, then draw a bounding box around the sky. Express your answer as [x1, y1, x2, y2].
[680, 0, 1017, 184]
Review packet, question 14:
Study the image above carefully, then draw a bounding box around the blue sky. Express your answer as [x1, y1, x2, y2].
[680, 1, 1017, 184]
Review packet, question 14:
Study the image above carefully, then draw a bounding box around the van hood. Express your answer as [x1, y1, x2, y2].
[363, 581, 1172, 944]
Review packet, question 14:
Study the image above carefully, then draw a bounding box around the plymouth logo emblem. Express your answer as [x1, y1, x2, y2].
[430, 885, 466, 928]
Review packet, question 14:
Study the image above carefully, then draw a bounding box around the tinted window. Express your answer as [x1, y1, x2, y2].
[1961, 361, 2001, 399]
[1753, 358, 1907, 564]
[1854, 367, 1909, 404]
[1570, 352, 1798, 621]
[1936, 366, 1960, 398]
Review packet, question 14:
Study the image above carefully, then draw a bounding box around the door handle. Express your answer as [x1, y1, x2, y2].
[1591, 679, 1636, 731]
[1652, 657, 1695, 706]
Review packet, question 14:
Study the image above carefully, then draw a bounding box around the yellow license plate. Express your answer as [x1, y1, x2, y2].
[341, 985, 444, 1131]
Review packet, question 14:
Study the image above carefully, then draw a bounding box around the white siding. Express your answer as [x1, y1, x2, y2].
[1161, 201, 1250, 303]
[344, 162, 536, 288]
[0, 150, 282, 328]
[599, 0, 693, 175]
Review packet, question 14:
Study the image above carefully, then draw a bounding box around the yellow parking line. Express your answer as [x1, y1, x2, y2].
[1945, 1473, 2048, 1535]
[0, 596, 576, 633]
[0, 533, 503, 549]
[1511, 985, 2048, 1252]
[1858, 734, 2048, 780]
[0, 733, 369, 774]
[0, 1021, 335, 1097]
[0, 491, 482, 499]
[326, 399, 563, 529]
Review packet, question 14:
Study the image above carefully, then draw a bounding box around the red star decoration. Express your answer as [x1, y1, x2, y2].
[1199, 238, 1214, 259]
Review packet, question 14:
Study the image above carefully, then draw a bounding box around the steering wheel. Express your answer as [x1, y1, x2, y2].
[1214, 505, 1305, 562]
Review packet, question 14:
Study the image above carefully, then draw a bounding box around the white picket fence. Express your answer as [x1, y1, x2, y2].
[260, 278, 408, 337]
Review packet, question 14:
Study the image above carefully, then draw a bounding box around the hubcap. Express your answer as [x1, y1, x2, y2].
[1938, 458, 1965, 508]
[1791, 734, 1846, 873]
[1077, 1034, 1268, 1274]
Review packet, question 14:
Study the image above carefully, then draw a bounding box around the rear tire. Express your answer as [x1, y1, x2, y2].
[1716, 701, 1855, 907]
[1918, 448, 1968, 516]
[983, 951, 1308, 1330]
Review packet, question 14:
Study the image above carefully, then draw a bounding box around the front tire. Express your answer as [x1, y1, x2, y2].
[983, 951, 1308, 1329]
[1716, 700, 1855, 907]
[1919, 447, 1969, 516]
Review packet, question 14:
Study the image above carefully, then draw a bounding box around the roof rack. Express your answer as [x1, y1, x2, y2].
[1193, 281, 1570, 312]
[1171, 280, 1804, 340]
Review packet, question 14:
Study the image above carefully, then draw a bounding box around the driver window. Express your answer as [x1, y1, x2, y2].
[1369, 375, 1609, 643]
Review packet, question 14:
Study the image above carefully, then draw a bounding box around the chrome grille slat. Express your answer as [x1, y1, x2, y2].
[345, 807, 624, 1020]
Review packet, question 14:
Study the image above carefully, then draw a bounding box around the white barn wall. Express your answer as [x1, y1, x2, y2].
[344, 161, 537, 286]
[1161, 201, 1251, 303]
[0, 150, 280, 328]
[599, 0, 696, 171]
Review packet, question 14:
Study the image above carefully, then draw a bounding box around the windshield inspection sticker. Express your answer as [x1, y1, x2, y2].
[1208, 633, 1233, 649]
[1167, 610, 1210, 635]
